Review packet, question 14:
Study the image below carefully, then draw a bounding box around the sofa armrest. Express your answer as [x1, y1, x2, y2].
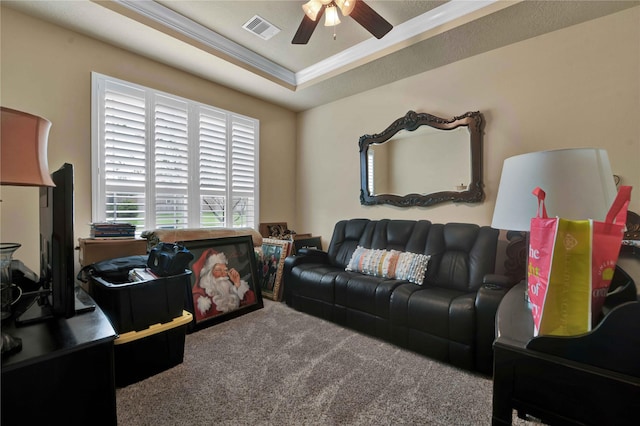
[483, 273, 517, 289]
[474, 276, 519, 374]
[283, 250, 330, 275]
[282, 250, 330, 305]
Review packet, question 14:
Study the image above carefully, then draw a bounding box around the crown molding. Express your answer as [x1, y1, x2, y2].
[112, 0, 296, 87]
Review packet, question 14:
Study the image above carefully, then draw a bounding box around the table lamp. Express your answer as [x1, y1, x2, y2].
[491, 148, 618, 282]
[1, 106, 55, 356]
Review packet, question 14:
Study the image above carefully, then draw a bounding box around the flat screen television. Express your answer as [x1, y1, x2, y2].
[15, 163, 78, 324]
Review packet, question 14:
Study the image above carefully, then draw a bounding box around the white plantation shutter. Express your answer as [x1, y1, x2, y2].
[92, 73, 259, 232]
[230, 116, 257, 227]
[102, 81, 147, 227]
[154, 97, 189, 229]
[199, 108, 228, 227]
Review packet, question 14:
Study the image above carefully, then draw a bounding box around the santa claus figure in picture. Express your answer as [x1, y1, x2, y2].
[192, 249, 255, 322]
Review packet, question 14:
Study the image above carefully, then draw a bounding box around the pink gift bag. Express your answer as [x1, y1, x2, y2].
[527, 185, 631, 336]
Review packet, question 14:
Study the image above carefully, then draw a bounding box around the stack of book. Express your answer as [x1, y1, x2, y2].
[90, 222, 136, 239]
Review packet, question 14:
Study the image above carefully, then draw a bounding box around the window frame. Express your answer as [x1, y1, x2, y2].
[91, 72, 259, 232]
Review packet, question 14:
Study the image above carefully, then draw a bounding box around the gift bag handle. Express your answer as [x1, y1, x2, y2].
[532, 187, 548, 219]
[533, 186, 632, 224]
[605, 185, 632, 225]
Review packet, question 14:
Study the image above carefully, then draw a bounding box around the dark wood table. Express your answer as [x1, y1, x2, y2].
[492, 281, 640, 425]
[2, 287, 117, 426]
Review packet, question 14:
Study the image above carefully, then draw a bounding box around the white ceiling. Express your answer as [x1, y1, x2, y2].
[3, 0, 638, 111]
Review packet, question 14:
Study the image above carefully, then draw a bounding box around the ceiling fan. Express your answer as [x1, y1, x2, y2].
[292, 0, 393, 44]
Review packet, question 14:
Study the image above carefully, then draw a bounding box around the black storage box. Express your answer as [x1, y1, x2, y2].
[114, 310, 192, 387]
[88, 270, 192, 333]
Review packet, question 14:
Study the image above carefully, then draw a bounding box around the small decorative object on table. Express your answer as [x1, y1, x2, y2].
[259, 222, 291, 239]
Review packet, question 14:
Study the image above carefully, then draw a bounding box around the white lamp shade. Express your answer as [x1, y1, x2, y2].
[491, 148, 618, 231]
[1, 107, 55, 187]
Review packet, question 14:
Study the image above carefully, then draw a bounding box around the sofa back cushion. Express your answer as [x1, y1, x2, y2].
[328, 219, 430, 268]
[327, 219, 498, 291]
[327, 218, 371, 267]
[432, 223, 499, 292]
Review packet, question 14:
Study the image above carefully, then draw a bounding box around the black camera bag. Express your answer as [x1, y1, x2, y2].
[147, 242, 193, 277]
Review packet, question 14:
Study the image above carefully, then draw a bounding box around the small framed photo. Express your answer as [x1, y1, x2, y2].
[257, 238, 291, 301]
[182, 235, 263, 331]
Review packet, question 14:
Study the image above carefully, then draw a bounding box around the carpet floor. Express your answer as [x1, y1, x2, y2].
[116, 299, 536, 425]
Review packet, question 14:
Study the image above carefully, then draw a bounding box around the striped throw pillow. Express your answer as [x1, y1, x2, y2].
[345, 246, 430, 284]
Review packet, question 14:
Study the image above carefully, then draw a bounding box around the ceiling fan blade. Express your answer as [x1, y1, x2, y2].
[349, 0, 393, 39]
[292, 7, 325, 44]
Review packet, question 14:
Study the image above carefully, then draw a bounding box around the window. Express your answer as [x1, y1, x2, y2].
[91, 73, 259, 233]
[367, 149, 375, 194]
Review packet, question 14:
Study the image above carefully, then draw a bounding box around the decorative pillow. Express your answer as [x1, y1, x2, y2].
[345, 246, 430, 284]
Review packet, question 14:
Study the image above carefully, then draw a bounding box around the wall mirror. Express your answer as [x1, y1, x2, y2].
[359, 110, 484, 207]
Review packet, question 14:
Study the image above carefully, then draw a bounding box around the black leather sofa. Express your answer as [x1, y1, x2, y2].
[283, 219, 513, 374]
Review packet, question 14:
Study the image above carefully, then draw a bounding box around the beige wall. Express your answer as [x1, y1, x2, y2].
[0, 7, 297, 272]
[296, 6, 640, 265]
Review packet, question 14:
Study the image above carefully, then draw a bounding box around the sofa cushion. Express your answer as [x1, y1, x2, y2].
[334, 271, 405, 319]
[289, 264, 340, 303]
[345, 246, 430, 284]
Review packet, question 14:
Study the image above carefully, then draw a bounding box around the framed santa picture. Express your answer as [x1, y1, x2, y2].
[182, 235, 263, 331]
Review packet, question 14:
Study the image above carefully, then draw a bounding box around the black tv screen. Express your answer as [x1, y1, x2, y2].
[39, 163, 76, 318]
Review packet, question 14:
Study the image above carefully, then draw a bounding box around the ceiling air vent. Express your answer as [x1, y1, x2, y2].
[242, 15, 280, 40]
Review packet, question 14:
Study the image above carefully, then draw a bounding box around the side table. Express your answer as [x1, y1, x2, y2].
[2, 286, 118, 425]
[492, 280, 640, 425]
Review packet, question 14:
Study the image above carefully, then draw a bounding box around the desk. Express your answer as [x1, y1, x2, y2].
[2, 287, 117, 426]
[492, 282, 640, 425]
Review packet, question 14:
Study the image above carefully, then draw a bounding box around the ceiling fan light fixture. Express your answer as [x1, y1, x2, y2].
[324, 4, 341, 27]
[293, 0, 391, 45]
[302, 0, 323, 21]
[335, 0, 356, 16]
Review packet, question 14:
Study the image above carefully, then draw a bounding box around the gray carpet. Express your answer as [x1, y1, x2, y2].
[116, 300, 533, 425]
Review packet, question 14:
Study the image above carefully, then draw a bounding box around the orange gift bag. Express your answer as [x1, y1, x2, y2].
[527, 185, 631, 336]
